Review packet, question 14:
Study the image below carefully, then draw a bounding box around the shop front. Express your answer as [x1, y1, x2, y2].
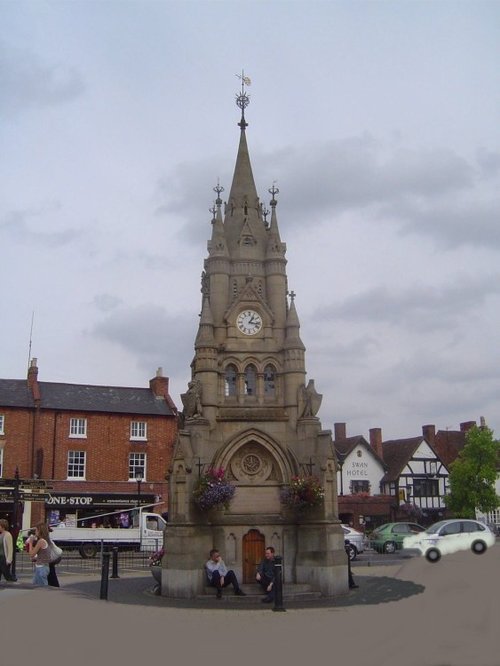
[45, 492, 157, 528]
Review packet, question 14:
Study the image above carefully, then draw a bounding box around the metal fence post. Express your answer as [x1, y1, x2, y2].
[100, 551, 111, 600]
[110, 547, 119, 578]
[272, 555, 286, 612]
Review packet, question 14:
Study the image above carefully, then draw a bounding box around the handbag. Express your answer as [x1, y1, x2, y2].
[48, 541, 63, 565]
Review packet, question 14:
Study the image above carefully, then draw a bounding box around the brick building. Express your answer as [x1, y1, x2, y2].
[0, 359, 178, 533]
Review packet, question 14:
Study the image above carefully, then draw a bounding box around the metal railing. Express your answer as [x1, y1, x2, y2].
[15, 543, 160, 575]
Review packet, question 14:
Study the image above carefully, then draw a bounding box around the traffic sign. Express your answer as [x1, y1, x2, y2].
[20, 480, 52, 489]
[19, 492, 50, 502]
[0, 478, 53, 490]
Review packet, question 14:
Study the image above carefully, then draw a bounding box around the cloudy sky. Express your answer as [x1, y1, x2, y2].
[2, 0, 499, 441]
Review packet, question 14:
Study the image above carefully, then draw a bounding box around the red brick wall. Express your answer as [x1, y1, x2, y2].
[1, 404, 177, 516]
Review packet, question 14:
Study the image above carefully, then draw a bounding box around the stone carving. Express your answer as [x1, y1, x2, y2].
[230, 444, 272, 483]
[201, 271, 209, 295]
[298, 379, 322, 418]
[181, 379, 203, 419]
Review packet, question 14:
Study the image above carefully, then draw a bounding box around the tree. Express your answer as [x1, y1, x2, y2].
[445, 425, 500, 518]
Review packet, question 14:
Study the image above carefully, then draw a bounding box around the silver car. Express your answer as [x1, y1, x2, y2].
[403, 519, 496, 562]
[342, 525, 365, 560]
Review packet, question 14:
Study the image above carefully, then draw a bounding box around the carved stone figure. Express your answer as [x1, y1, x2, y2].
[298, 379, 322, 418]
[181, 379, 203, 419]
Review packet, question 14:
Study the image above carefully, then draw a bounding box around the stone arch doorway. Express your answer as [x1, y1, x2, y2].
[242, 529, 265, 583]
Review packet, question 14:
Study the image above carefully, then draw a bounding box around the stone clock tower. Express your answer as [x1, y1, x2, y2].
[162, 78, 347, 598]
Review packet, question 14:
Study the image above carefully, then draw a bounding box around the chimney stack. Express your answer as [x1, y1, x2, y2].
[369, 427, 384, 460]
[334, 422, 346, 441]
[27, 358, 41, 401]
[460, 421, 476, 433]
[149, 367, 169, 398]
[422, 424, 436, 445]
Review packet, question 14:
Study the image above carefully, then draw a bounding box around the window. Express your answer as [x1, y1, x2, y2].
[130, 421, 147, 441]
[224, 365, 237, 397]
[413, 478, 439, 497]
[264, 365, 276, 397]
[440, 521, 461, 536]
[0, 415, 4, 435]
[244, 364, 257, 396]
[67, 451, 86, 479]
[392, 524, 410, 534]
[129, 453, 146, 481]
[461, 521, 485, 533]
[351, 480, 370, 494]
[69, 418, 87, 438]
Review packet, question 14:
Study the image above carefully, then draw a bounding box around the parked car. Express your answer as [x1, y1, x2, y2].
[342, 525, 365, 560]
[403, 519, 496, 562]
[370, 522, 425, 554]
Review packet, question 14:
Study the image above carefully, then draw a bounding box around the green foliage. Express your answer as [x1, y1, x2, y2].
[445, 425, 500, 518]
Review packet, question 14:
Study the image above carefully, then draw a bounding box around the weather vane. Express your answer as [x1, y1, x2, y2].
[235, 70, 251, 128]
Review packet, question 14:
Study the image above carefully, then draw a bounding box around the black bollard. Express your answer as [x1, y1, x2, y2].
[110, 547, 119, 578]
[100, 551, 111, 600]
[272, 555, 286, 612]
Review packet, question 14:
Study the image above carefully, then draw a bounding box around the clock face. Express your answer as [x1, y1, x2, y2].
[236, 309, 263, 335]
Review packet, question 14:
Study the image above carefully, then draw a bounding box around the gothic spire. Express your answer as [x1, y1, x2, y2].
[227, 72, 259, 210]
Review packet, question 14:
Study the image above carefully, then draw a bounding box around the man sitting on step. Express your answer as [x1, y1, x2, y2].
[205, 549, 246, 599]
[256, 546, 276, 603]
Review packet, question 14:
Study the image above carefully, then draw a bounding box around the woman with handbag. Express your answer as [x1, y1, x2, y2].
[47, 527, 61, 587]
[26, 522, 55, 586]
[0, 519, 14, 581]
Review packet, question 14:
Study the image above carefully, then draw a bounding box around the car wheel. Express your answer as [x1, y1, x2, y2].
[79, 543, 98, 559]
[425, 548, 441, 563]
[383, 541, 396, 554]
[471, 540, 487, 555]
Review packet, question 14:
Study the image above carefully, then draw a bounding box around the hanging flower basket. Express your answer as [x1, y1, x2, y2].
[280, 475, 325, 511]
[192, 467, 235, 511]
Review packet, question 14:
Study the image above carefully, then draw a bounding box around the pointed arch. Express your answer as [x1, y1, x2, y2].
[215, 428, 298, 484]
[263, 364, 276, 397]
[224, 364, 238, 397]
[244, 364, 257, 396]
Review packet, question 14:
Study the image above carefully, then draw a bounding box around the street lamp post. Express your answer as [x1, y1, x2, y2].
[135, 471, 143, 509]
[135, 470, 143, 549]
[10, 467, 20, 581]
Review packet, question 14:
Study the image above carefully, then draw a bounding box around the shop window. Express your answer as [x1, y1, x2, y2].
[130, 421, 147, 441]
[244, 364, 257, 396]
[129, 452, 146, 481]
[0, 415, 4, 435]
[67, 451, 86, 479]
[224, 365, 237, 397]
[69, 418, 87, 438]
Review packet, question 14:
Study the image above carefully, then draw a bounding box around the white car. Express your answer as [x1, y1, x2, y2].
[403, 518, 496, 563]
[342, 525, 365, 560]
